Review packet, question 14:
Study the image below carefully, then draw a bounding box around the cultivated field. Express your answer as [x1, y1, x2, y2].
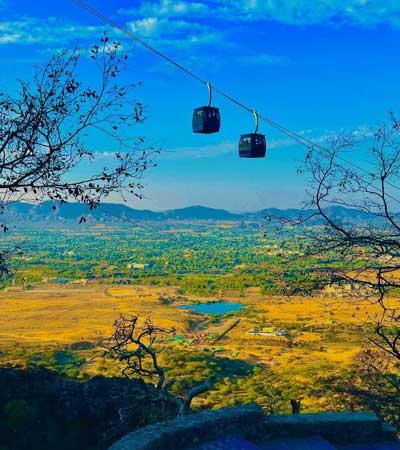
[0, 283, 395, 412]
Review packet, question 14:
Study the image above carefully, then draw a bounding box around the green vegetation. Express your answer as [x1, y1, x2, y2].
[0, 223, 329, 296]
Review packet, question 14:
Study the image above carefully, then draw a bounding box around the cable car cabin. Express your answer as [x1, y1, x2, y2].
[239, 133, 266, 158]
[192, 106, 221, 134]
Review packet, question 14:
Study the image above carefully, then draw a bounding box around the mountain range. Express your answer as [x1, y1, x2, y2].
[0, 201, 377, 227]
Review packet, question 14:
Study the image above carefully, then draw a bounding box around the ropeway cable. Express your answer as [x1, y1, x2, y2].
[71, 0, 400, 205]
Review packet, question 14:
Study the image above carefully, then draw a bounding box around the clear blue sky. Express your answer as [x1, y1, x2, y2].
[1, 0, 400, 211]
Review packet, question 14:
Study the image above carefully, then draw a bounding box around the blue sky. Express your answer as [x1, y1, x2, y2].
[1, 0, 400, 211]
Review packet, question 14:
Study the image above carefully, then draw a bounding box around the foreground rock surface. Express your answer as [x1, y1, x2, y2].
[108, 405, 399, 450]
[109, 405, 264, 450]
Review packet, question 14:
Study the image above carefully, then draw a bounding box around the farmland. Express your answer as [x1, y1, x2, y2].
[0, 220, 397, 416]
[0, 275, 388, 414]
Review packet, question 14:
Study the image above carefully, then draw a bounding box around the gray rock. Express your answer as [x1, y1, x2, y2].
[264, 412, 382, 444]
[109, 404, 265, 450]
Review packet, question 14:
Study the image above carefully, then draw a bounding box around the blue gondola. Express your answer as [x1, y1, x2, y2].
[239, 111, 266, 158]
[192, 82, 220, 134]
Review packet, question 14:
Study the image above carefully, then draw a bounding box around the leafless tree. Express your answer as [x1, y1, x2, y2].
[0, 33, 157, 276]
[103, 315, 174, 390]
[352, 349, 400, 426]
[278, 113, 400, 420]
[103, 314, 212, 416]
[298, 114, 400, 349]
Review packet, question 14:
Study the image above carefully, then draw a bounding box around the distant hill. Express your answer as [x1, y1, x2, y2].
[0, 200, 379, 227]
[161, 205, 241, 221]
[2, 201, 159, 224]
[258, 205, 375, 224]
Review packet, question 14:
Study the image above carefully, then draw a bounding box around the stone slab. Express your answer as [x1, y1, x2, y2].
[261, 436, 338, 450]
[264, 413, 382, 444]
[108, 404, 265, 450]
[194, 436, 262, 449]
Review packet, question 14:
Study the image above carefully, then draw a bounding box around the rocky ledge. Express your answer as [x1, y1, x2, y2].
[108, 405, 398, 450]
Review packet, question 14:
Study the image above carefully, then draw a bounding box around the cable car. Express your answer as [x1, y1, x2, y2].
[239, 111, 266, 158]
[192, 82, 220, 134]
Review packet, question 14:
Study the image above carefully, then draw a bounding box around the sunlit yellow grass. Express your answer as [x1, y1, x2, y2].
[0, 284, 397, 378]
[0, 284, 188, 344]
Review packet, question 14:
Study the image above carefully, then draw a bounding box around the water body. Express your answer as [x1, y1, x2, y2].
[177, 301, 242, 315]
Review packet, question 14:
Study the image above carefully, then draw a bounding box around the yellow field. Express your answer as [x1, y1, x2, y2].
[2, 282, 399, 413]
[0, 284, 186, 344]
[0, 283, 392, 369]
